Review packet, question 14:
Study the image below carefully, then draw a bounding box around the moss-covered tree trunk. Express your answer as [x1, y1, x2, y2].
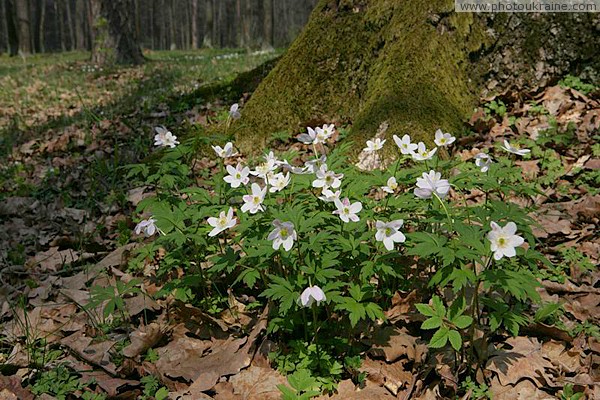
[232, 0, 599, 153]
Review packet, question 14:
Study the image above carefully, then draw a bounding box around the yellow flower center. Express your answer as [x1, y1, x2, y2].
[280, 228, 289, 238]
[253, 197, 260, 204]
[385, 228, 392, 235]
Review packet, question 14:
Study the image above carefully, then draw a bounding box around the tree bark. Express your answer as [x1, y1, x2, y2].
[232, 0, 600, 154]
[38, 0, 45, 52]
[91, 0, 144, 65]
[55, 0, 66, 51]
[262, 0, 272, 49]
[65, 0, 75, 50]
[13, 0, 31, 54]
[74, 0, 86, 50]
[191, 0, 198, 48]
[4, 0, 18, 56]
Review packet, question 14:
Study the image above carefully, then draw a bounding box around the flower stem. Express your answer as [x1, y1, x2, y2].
[432, 192, 453, 229]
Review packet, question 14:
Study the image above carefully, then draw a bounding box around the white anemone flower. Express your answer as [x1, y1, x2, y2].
[223, 163, 250, 188]
[318, 188, 341, 203]
[251, 159, 278, 182]
[267, 220, 297, 251]
[434, 129, 456, 147]
[207, 208, 237, 237]
[501, 140, 530, 156]
[212, 142, 238, 158]
[229, 103, 241, 120]
[299, 285, 326, 307]
[154, 126, 179, 148]
[135, 218, 158, 237]
[315, 126, 332, 143]
[305, 155, 327, 173]
[474, 153, 493, 173]
[333, 197, 362, 223]
[412, 142, 438, 161]
[312, 164, 343, 190]
[414, 170, 450, 199]
[280, 160, 308, 174]
[364, 138, 386, 152]
[298, 127, 318, 144]
[241, 183, 267, 214]
[487, 221, 525, 260]
[320, 124, 335, 139]
[375, 220, 406, 251]
[393, 134, 418, 155]
[382, 177, 398, 194]
[269, 172, 291, 192]
[264, 150, 279, 164]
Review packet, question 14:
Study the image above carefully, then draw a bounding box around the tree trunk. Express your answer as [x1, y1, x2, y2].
[65, 0, 75, 50]
[4, 0, 18, 56]
[38, 0, 45, 52]
[191, 0, 198, 48]
[232, 0, 600, 154]
[262, 0, 272, 49]
[91, 0, 144, 65]
[13, 0, 31, 54]
[74, 0, 86, 50]
[202, 0, 212, 47]
[56, 0, 66, 51]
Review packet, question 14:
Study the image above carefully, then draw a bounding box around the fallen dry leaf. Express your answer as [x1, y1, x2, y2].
[122, 322, 167, 358]
[489, 376, 553, 400]
[361, 357, 413, 396]
[0, 375, 34, 400]
[227, 366, 287, 399]
[487, 336, 555, 387]
[367, 326, 426, 364]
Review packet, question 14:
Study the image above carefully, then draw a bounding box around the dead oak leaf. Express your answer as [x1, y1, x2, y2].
[0, 375, 34, 400]
[487, 336, 555, 387]
[122, 322, 168, 359]
[366, 326, 426, 364]
[490, 376, 554, 400]
[361, 357, 413, 396]
[186, 306, 269, 393]
[227, 366, 287, 400]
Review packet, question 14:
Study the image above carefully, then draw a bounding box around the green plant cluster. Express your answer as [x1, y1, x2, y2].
[126, 123, 558, 397]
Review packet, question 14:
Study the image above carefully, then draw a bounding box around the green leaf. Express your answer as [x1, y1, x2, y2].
[415, 303, 436, 317]
[448, 330, 462, 351]
[432, 296, 446, 317]
[429, 327, 449, 348]
[453, 315, 473, 330]
[287, 369, 319, 392]
[421, 316, 443, 330]
[278, 384, 299, 400]
[155, 387, 169, 400]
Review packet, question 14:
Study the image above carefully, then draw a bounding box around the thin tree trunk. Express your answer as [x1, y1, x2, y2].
[262, 0, 273, 49]
[202, 0, 212, 47]
[167, 0, 175, 49]
[56, 0, 66, 51]
[75, 0, 85, 49]
[14, 0, 31, 54]
[191, 0, 197, 48]
[38, 0, 45, 52]
[0, 0, 8, 53]
[65, 0, 75, 50]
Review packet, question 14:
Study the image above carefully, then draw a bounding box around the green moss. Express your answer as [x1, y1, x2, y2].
[231, 0, 486, 154]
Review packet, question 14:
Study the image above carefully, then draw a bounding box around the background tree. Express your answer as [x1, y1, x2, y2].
[90, 0, 144, 65]
[0, 0, 317, 55]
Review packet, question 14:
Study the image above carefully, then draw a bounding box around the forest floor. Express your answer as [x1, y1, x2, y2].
[0, 50, 599, 400]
